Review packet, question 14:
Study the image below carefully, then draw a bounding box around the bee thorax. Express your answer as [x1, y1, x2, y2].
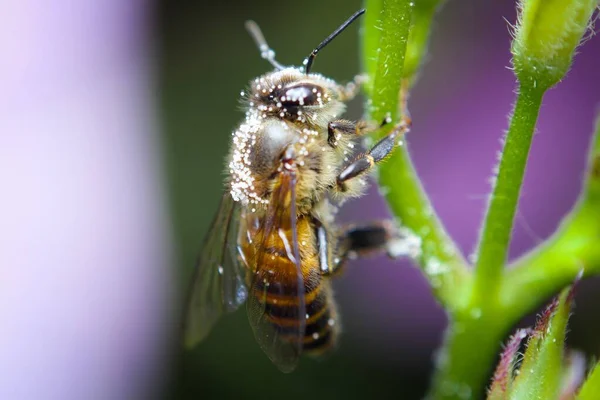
[229, 109, 269, 205]
[229, 113, 298, 205]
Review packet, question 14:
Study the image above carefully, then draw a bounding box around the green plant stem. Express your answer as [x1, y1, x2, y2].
[361, 1, 600, 399]
[473, 83, 545, 302]
[361, 0, 384, 93]
[501, 115, 600, 317]
[427, 82, 547, 400]
[428, 113, 600, 400]
[404, 0, 446, 83]
[429, 83, 547, 399]
[365, 0, 413, 119]
[428, 314, 510, 400]
[379, 148, 470, 306]
[363, 0, 468, 310]
[501, 218, 600, 317]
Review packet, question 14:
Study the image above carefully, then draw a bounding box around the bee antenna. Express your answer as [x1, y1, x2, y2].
[304, 9, 365, 74]
[245, 20, 286, 70]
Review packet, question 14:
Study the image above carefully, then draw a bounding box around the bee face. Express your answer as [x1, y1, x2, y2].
[247, 68, 343, 125]
[230, 68, 348, 207]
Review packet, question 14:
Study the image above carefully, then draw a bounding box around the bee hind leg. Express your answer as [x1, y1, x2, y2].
[337, 220, 421, 267]
[315, 218, 420, 277]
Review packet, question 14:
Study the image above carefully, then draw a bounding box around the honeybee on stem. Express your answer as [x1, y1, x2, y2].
[184, 9, 413, 372]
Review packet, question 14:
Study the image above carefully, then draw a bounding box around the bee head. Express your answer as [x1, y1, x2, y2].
[245, 69, 338, 123]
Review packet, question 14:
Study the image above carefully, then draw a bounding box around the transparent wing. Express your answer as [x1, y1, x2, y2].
[246, 168, 305, 373]
[183, 192, 249, 348]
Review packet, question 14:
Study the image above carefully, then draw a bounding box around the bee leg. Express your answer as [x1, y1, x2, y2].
[339, 221, 394, 259]
[328, 76, 410, 148]
[327, 116, 391, 148]
[313, 217, 337, 276]
[337, 220, 420, 266]
[336, 116, 411, 192]
[337, 73, 369, 101]
[328, 120, 368, 148]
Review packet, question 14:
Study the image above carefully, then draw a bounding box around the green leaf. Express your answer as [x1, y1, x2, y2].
[578, 362, 600, 400]
[509, 284, 576, 400]
[487, 329, 531, 399]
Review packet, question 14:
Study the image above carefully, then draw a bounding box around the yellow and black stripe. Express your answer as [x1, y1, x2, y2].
[260, 279, 338, 355]
[246, 216, 338, 355]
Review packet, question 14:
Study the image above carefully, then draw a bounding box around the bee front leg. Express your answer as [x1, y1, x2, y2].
[330, 77, 412, 149]
[337, 73, 369, 102]
[327, 116, 391, 148]
[335, 117, 411, 192]
[328, 120, 369, 148]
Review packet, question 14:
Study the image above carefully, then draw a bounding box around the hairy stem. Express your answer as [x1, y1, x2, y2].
[427, 111, 600, 400]
[428, 83, 547, 400]
[404, 0, 446, 83]
[428, 313, 510, 400]
[501, 227, 600, 318]
[361, 1, 600, 399]
[473, 83, 545, 302]
[501, 114, 600, 317]
[364, 0, 413, 118]
[363, 0, 468, 310]
[379, 147, 470, 306]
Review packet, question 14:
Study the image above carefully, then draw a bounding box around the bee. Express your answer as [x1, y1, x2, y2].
[183, 9, 412, 372]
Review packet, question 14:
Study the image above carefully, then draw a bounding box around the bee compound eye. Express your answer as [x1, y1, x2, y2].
[283, 84, 320, 106]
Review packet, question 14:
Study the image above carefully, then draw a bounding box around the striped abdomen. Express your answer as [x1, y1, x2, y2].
[241, 215, 338, 355]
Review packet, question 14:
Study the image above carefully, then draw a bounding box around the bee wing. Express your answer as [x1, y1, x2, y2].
[246, 168, 306, 373]
[183, 192, 249, 348]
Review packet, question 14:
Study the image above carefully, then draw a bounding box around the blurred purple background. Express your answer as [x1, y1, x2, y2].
[1, 0, 599, 399]
[1, 1, 172, 399]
